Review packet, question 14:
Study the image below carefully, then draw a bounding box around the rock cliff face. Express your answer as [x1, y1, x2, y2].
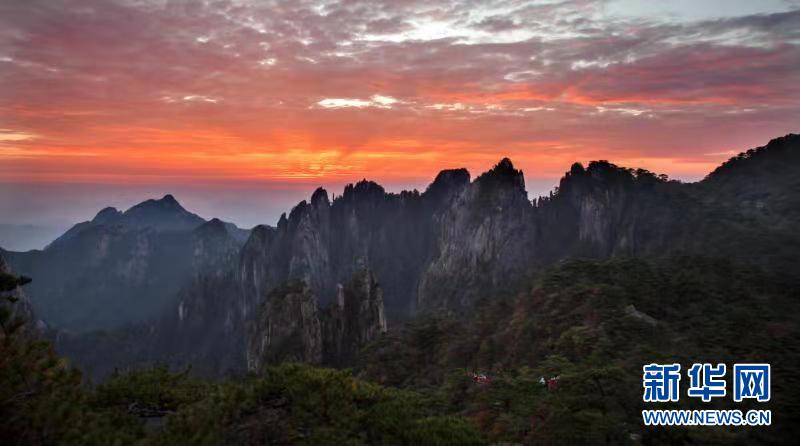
[240, 170, 472, 322]
[240, 158, 537, 318]
[237, 136, 800, 321]
[150, 218, 245, 376]
[239, 188, 332, 322]
[247, 270, 387, 373]
[247, 280, 323, 371]
[191, 218, 242, 278]
[0, 253, 42, 335]
[322, 269, 387, 366]
[417, 158, 535, 311]
[531, 161, 688, 262]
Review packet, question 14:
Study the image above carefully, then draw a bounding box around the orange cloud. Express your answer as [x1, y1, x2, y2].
[1, 1, 798, 227]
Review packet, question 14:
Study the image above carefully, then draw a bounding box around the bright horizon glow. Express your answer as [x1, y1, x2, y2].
[1, 0, 798, 236]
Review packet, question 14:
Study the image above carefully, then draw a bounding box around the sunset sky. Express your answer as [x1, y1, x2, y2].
[1, 0, 799, 245]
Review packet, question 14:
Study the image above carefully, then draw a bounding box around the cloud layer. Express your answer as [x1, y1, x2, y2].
[1, 0, 799, 228]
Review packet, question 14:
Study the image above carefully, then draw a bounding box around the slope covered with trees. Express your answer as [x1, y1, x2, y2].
[1, 271, 483, 445]
[358, 256, 800, 444]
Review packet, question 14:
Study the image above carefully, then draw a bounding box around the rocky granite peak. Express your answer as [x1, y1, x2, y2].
[475, 157, 525, 192]
[424, 168, 470, 205]
[310, 187, 330, 208]
[247, 280, 323, 371]
[247, 270, 388, 372]
[7, 195, 248, 332]
[416, 160, 534, 311]
[339, 180, 386, 204]
[429, 168, 470, 190]
[92, 207, 123, 224]
[277, 213, 288, 230]
[127, 194, 184, 213]
[323, 269, 387, 366]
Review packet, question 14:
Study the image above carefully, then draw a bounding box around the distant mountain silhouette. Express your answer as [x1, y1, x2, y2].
[47, 194, 204, 250]
[4, 195, 248, 331]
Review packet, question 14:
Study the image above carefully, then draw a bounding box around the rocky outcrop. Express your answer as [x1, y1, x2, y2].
[322, 270, 387, 366]
[160, 271, 246, 376]
[417, 158, 535, 311]
[247, 280, 323, 371]
[239, 172, 472, 321]
[247, 270, 388, 373]
[239, 188, 332, 317]
[285, 188, 333, 300]
[239, 224, 280, 322]
[239, 156, 710, 318]
[191, 218, 242, 278]
[532, 160, 693, 263]
[0, 253, 42, 335]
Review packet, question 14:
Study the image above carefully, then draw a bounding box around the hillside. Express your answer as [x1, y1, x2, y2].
[3, 196, 248, 332]
[359, 256, 800, 444]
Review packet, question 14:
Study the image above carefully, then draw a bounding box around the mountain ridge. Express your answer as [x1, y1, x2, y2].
[4, 194, 251, 331]
[6, 133, 800, 379]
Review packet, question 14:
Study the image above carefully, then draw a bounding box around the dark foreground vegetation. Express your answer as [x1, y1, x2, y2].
[2, 274, 482, 445]
[3, 255, 799, 445]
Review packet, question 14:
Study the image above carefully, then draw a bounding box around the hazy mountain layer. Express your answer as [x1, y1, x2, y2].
[3, 195, 248, 332]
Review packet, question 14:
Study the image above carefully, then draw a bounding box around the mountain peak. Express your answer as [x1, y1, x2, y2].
[340, 180, 386, 203]
[92, 206, 122, 224]
[705, 133, 800, 181]
[497, 157, 514, 170]
[194, 217, 228, 238]
[424, 168, 470, 203]
[207, 217, 224, 227]
[311, 187, 330, 207]
[475, 157, 525, 192]
[430, 168, 470, 189]
[121, 194, 204, 231]
[160, 194, 178, 204]
[128, 194, 186, 212]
